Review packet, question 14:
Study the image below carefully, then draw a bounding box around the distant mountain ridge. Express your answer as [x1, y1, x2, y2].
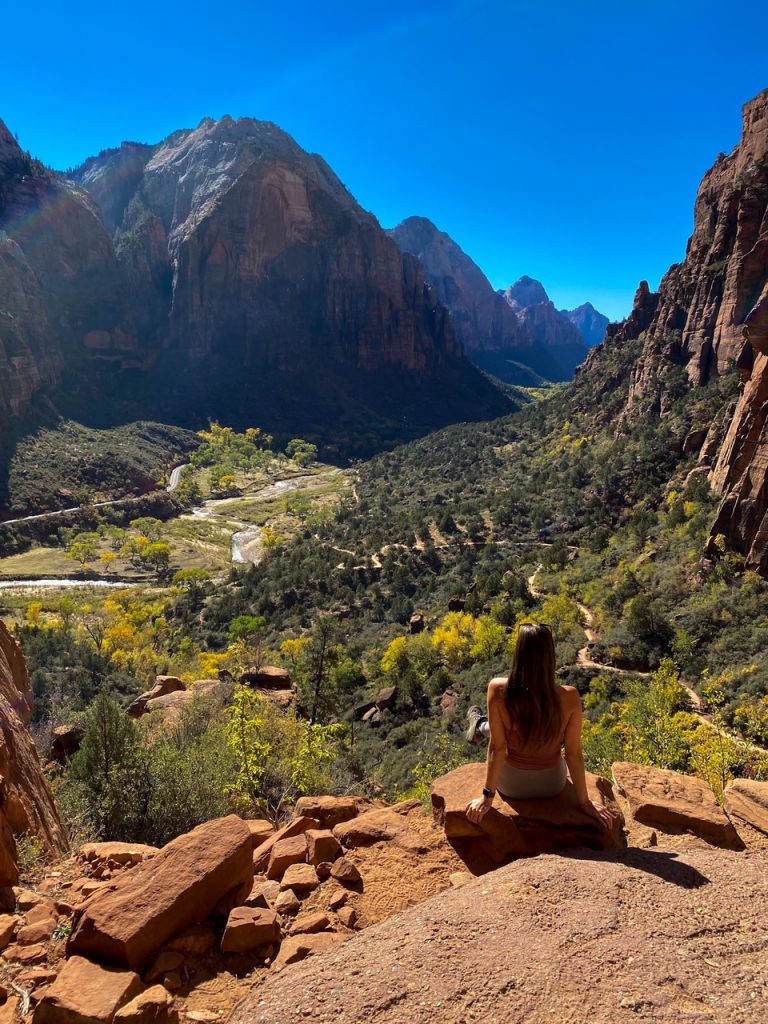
[560, 302, 610, 347]
[389, 220, 606, 384]
[0, 114, 514, 488]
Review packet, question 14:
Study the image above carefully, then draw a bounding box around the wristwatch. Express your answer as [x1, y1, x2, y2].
[482, 787, 495, 800]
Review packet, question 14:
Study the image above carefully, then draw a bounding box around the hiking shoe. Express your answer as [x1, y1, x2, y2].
[465, 705, 488, 746]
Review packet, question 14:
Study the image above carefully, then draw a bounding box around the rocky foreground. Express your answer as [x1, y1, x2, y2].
[232, 845, 767, 1024]
[2, 628, 768, 1024]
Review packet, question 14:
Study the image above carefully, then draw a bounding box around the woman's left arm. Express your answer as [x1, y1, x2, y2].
[466, 681, 506, 824]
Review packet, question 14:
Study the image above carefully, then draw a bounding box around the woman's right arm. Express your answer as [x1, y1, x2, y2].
[562, 686, 612, 830]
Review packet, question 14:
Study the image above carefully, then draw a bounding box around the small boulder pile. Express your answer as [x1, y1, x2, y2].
[0, 796, 412, 1024]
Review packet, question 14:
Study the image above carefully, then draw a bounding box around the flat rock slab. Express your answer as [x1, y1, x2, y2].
[333, 801, 421, 849]
[33, 955, 143, 1024]
[67, 815, 253, 970]
[273, 932, 346, 969]
[80, 843, 159, 866]
[612, 762, 743, 848]
[294, 797, 379, 829]
[724, 778, 768, 836]
[230, 847, 768, 1024]
[431, 763, 624, 871]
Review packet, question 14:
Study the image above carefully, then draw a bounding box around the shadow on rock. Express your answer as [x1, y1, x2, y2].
[560, 846, 711, 888]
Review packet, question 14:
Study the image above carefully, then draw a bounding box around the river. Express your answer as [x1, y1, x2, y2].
[0, 470, 332, 590]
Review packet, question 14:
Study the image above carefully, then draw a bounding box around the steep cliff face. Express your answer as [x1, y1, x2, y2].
[71, 118, 511, 438]
[623, 90, 768, 421]
[710, 286, 768, 570]
[0, 621, 68, 888]
[1, 114, 511, 472]
[599, 90, 768, 568]
[0, 118, 132, 454]
[503, 276, 591, 378]
[388, 216, 533, 356]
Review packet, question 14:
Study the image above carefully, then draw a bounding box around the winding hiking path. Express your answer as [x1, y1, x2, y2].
[529, 561, 766, 753]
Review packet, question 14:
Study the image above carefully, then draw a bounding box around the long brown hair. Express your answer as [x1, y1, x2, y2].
[504, 623, 562, 747]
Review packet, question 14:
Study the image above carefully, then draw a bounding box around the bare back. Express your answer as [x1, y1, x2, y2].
[487, 677, 580, 766]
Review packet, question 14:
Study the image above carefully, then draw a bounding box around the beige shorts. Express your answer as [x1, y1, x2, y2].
[497, 757, 568, 799]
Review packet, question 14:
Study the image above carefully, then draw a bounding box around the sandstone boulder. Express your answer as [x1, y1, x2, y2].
[253, 816, 319, 874]
[328, 891, 347, 911]
[431, 763, 624, 871]
[333, 802, 420, 848]
[293, 797, 371, 829]
[274, 890, 300, 915]
[221, 908, 280, 953]
[4, 942, 48, 964]
[67, 815, 253, 970]
[290, 911, 329, 935]
[80, 843, 159, 867]
[126, 677, 186, 718]
[33, 956, 144, 1024]
[329, 859, 361, 885]
[244, 878, 280, 908]
[114, 986, 178, 1024]
[724, 778, 768, 836]
[0, 914, 17, 949]
[143, 692, 195, 717]
[375, 686, 397, 711]
[612, 762, 742, 848]
[245, 820, 275, 849]
[266, 834, 308, 880]
[16, 916, 57, 944]
[336, 906, 357, 929]
[279, 864, 319, 893]
[240, 667, 291, 690]
[49, 725, 85, 765]
[305, 830, 340, 866]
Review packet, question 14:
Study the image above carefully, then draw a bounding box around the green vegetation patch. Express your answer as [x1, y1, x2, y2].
[7, 420, 198, 516]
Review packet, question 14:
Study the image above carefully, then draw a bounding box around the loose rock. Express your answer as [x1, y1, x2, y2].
[613, 762, 743, 848]
[33, 955, 144, 1024]
[266, 835, 308, 881]
[68, 815, 253, 970]
[221, 908, 280, 954]
[329, 859, 361, 885]
[279, 865, 319, 894]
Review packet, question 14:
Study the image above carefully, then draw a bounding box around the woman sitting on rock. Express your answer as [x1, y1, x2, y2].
[464, 622, 611, 829]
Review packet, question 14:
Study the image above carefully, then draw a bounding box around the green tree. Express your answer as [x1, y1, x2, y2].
[66, 532, 100, 567]
[286, 439, 318, 467]
[129, 517, 164, 541]
[68, 692, 144, 838]
[618, 659, 689, 770]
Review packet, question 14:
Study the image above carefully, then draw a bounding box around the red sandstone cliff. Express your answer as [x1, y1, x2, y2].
[621, 90, 768, 421]
[0, 119, 133, 450]
[72, 117, 511, 437]
[0, 620, 68, 891]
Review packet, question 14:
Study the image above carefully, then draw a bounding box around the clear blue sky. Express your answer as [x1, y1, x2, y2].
[4, 0, 767, 320]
